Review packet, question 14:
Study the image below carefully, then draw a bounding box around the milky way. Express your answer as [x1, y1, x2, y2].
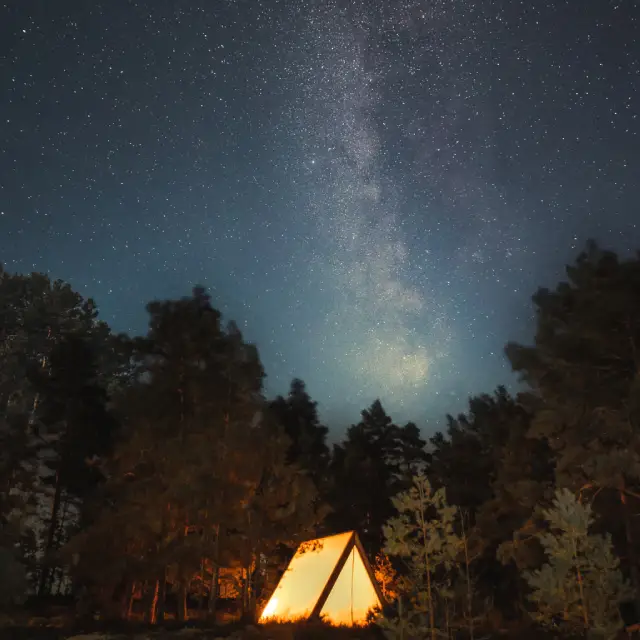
[1, 0, 638, 430]
[284, 2, 451, 408]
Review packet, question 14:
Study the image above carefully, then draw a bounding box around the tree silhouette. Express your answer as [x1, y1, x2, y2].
[507, 242, 640, 615]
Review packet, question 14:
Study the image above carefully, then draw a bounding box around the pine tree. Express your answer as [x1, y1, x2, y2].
[225, 413, 325, 620]
[30, 334, 117, 596]
[428, 388, 554, 621]
[506, 242, 640, 613]
[0, 267, 122, 597]
[429, 387, 522, 512]
[328, 400, 400, 555]
[64, 288, 243, 616]
[388, 422, 428, 491]
[524, 488, 632, 639]
[64, 287, 320, 622]
[269, 378, 330, 489]
[380, 473, 463, 640]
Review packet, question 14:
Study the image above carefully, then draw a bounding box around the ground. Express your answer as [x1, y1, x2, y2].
[0, 615, 384, 640]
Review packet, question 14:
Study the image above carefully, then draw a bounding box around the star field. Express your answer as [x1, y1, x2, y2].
[1, 0, 639, 430]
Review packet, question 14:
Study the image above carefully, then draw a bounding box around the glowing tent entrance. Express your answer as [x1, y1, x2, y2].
[259, 531, 384, 626]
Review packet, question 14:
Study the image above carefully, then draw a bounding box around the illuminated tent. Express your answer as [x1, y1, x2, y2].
[259, 531, 384, 626]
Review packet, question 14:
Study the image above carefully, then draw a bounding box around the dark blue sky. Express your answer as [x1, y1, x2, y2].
[1, 0, 639, 433]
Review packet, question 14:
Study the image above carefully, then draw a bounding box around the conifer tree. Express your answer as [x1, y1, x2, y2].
[64, 287, 323, 622]
[31, 334, 117, 596]
[269, 378, 330, 489]
[65, 287, 259, 617]
[226, 413, 324, 620]
[380, 473, 464, 640]
[506, 242, 640, 612]
[0, 267, 121, 596]
[524, 488, 632, 639]
[328, 400, 400, 555]
[428, 388, 554, 620]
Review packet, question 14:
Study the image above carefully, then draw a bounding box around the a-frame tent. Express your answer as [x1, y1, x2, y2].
[259, 531, 384, 626]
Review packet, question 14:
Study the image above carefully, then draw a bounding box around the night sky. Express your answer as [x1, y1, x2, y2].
[1, 0, 639, 432]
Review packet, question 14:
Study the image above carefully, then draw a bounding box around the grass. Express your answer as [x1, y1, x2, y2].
[0, 608, 385, 640]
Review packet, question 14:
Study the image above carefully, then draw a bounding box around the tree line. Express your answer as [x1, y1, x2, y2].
[1, 241, 640, 639]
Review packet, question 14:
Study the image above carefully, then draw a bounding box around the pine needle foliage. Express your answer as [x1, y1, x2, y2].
[379, 473, 462, 640]
[524, 488, 632, 639]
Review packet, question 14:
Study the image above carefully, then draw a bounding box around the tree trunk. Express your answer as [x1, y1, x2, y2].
[55, 495, 70, 547]
[575, 565, 589, 630]
[620, 478, 640, 618]
[425, 561, 436, 640]
[148, 580, 160, 624]
[241, 568, 249, 620]
[122, 582, 135, 620]
[52, 567, 63, 596]
[248, 559, 261, 622]
[444, 601, 450, 639]
[207, 524, 221, 620]
[207, 565, 220, 620]
[156, 573, 166, 624]
[460, 510, 474, 640]
[179, 583, 189, 622]
[51, 496, 71, 596]
[198, 557, 206, 614]
[419, 514, 436, 640]
[38, 470, 63, 597]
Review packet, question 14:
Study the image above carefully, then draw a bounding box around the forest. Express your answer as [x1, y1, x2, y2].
[1, 241, 640, 640]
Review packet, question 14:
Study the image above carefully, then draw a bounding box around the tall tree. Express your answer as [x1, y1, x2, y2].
[429, 388, 554, 621]
[524, 488, 632, 639]
[225, 412, 325, 621]
[30, 334, 117, 596]
[381, 473, 465, 640]
[65, 287, 321, 622]
[328, 400, 401, 555]
[269, 378, 330, 489]
[0, 266, 122, 596]
[506, 242, 640, 613]
[389, 421, 428, 488]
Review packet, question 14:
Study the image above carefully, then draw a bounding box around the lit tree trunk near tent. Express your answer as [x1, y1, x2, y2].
[122, 582, 135, 620]
[176, 525, 189, 622]
[207, 524, 220, 619]
[156, 571, 166, 623]
[148, 579, 160, 624]
[241, 566, 249, 620]
[248, 556, 262, 622]
[198, 557, 206, 614]
[208, 564, 220, 619]
[239, 561, 259, 622]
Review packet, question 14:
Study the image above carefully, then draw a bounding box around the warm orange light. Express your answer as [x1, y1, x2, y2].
[261, 597, 278, 619]
[259, 531, 381, 626]
[320, 545, 381, 625]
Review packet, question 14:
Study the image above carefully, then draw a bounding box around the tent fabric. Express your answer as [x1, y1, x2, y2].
[259, 531, 383, 626]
